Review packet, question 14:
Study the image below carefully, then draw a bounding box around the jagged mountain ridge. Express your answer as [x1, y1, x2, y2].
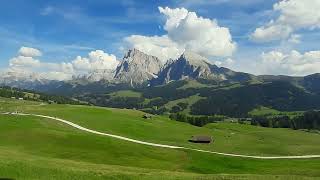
[152, 51, 254, 85]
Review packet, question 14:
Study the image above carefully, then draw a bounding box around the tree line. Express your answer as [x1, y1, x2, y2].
[169, 113, 226, 127]
[251, 110, 320, 130]
[0, 86, 85, 105]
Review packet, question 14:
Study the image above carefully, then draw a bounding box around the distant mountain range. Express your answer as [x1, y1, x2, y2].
[1, 48, 320, 96]
[0, 48, 304, 88]
[1, 49, 320, 117]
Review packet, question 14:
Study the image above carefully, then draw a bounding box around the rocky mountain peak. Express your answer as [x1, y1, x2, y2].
[180, 51, 210, 66]
[151, 51, 215, 85]
[123, 48, 162, 65]
[151, 51, 254, 85]
[124, 48, 146, 59]
[114, 49, 162, 86]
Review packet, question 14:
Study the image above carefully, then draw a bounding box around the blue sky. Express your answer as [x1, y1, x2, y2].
[1, 0, 320, 77]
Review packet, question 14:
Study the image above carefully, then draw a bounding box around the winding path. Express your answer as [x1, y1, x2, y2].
[4, 112, 320, 159]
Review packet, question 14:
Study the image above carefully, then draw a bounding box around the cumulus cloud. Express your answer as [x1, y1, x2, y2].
[124, 7, 236, 62]
[251, 23, 293, 43]
[160, 7, 236, 57]
[18, 46, 42, 57]
[256, 50, 320, 76]
[8, 57, 74, 81]
[124, 35, 183, 61]
[40, 71, 73, 81]
[72, 50, 119, 71]
[9, 56, 41, 68]
[5, 47, 119, 81]
[251, 0, 320, 42]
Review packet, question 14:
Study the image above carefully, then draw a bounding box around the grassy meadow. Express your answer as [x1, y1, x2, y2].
[0, 97, 319, 179]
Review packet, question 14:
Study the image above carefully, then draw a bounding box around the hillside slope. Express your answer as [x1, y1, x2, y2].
[0, 98, 320, 179]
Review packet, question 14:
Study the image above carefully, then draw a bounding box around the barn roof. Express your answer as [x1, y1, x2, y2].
[191, 135, 212, 141]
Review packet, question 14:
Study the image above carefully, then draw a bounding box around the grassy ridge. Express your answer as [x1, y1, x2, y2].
[109, 90, 142, 98]
[9, 103, 320, 156]
[1, 97, 320, 156]
[248, 106, 303, 117]
[164, 94, 205, 113]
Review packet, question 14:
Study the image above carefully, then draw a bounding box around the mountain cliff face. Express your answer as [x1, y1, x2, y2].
[114, 49, 162, 86]
[155, 52, 215, 84]
[152, 51, 253, 85]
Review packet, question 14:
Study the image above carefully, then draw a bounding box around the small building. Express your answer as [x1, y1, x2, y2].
[18, 98, 23, 100]
[189, 135, 213, 144]
[142, 114, 152, 119]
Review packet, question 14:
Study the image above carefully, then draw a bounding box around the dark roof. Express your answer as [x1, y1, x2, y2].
[190, 135, 212, 142]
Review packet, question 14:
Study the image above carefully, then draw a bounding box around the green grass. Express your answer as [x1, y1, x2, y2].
[164, 94, 205, 113]
[205, 122, 320, 156]
[1, 150, 318, 180]
[109, 90, 142, 98]
[249, 106, 280, 116]
[1, 97, 320, 156]
[0, 97, 320, 179]
[178, 80, 214, 89]
[248, 106, 303, 118]
[216, 83, 243, 90]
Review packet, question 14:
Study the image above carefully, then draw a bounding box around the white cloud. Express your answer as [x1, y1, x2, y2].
[40, 71, 73, 81]
[8, 56, 74, 81]
[9, 56, 41, 68]
[160, 7, 236, 57]
[5, 47, 119, 81]
[37, 61, 74, 81]
[251, 0, 320, 42]
[288, 34, 301, 44]
[124, 35, 183, 61]
[256, 50, 320, 76]
[72, 50, 119, 71]
[214, 58, 234, 68]
[159, 7, 189, 32]
[274, 0, 320, 29]
[251, 23, 293, 43]
[72, 56, 91, 71]
[18, 46, 42, 57]
[124, 7, 236, 62]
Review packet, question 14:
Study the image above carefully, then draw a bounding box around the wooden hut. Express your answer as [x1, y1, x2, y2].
[189, 135, 213, 144]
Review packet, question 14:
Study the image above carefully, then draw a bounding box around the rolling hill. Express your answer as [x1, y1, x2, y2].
[0, 97, 319, 179]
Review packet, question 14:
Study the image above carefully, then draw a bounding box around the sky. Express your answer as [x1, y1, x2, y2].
[1, 0, 320, 80]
